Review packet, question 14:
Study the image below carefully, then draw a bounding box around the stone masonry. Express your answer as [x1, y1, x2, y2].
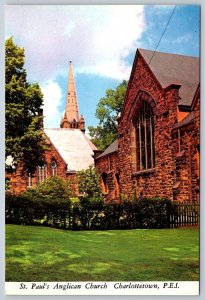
[95, 49, 200, 202]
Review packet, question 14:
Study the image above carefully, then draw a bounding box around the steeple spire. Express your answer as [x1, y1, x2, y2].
[60, 61, 85, 132]
[65, 61, 79, 122]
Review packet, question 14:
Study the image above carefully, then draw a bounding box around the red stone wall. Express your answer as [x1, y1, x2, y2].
[95, 54, 199, 203]
[118, 53, 179, 200]
[193, 90, 200, 141]
[172, 128, 192, 201]
[171, 124, 199, 202]
[95, 152, 119, 201]
[174, 92, 200, 202]
[6, 166, 29, 194]
[6, 136, 78, 195]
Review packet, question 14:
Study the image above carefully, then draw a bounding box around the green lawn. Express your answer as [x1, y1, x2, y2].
[6, 224, 199, 282]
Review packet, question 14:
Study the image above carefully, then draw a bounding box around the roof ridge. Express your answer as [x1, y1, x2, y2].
[96, 139, 118, 159]
[139, 48, 199, 59]
[44, 128, 96, 171]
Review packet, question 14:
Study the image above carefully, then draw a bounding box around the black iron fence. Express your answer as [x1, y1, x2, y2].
[5, 192, 200, 230]
[169, 201, 199, 228]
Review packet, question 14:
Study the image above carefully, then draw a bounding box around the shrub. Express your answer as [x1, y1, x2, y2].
[32, 177, 71, 228]
[72, 196, 104, 230]
[137, 197, 173, 229]
[5, 191, 42, 225]
[102, 202, 124, 229]
[119, 199, 138, 229]
[5, 191, 176, 230]
[77, 166, 102, 197]
[6, 177, 71, 228]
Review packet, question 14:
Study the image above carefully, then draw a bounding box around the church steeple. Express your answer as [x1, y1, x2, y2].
[60, 61, 85, 132]
[65, 61, 79, 122]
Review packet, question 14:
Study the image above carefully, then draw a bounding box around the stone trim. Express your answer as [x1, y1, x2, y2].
[129, 90, 157, 123]
[132, 168, 156, 177]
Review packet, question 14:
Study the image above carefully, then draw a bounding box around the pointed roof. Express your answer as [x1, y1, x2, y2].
[138, 49, 199, 107]
[65, 61, 80, 122]
[95, 139, 118, 160]
[44, 128, 98, 172]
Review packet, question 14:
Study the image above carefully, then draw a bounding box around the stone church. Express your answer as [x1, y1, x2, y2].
[6, 49, 200, 203]
[95, 49, 200, 203]
[6, 62, 97, 194]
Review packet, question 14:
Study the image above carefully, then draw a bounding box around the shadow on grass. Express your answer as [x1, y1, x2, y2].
[6, 253, 199, 282]
[6, 225, 199, 282]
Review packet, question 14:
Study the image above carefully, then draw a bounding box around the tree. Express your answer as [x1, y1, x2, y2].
[5, 37, 44, 174]
[26, 176, 71, 207]
[77, 166, 102, 198]
[6, 176, 71, 227]
[88, 80, 127, 150]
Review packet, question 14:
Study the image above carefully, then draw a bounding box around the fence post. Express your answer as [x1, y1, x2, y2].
[166, 202, 171, 228]
[173, 200, 199, 227]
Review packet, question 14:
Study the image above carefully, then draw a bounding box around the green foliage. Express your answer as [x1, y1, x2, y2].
[88, 80, 127, 150]
[5, 177, 11, 190]
[5, 37, 44, 173]
[6, 177, 71, 228]
[136, 197, 172, 229]
[78, 197, 104, 230]
[32, 176, 71, 200]
[77, 166, 102, 197]
[25, 176, 71, 211]
[5, 191, 44, 225]
[6, 192, 179, 230]
[70, 197, 79, 204]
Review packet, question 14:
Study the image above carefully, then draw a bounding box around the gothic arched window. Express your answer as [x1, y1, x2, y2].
[135, 101, 155, 171]
[51, 159, 57, 176]
[27, 172, 32, 188]
[37, 163, 47, 183]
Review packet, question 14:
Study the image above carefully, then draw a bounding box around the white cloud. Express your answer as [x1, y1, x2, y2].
[40, 81, 63, 128]
[175, 33, 192, 44]
[63, 21, 75, 37]
[5, 5, 147, 128]
[5, 5, 146, 82]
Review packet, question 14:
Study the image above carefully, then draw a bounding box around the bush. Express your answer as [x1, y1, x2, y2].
[5, 177, 71, 228]
[5, 191, 43, 225]
[72, 196, 104, 230]
[119, 199, 138, 229]
[77, 167, 102, 197]
[5, 191, 176, 230]
[137, 197, 171, 229]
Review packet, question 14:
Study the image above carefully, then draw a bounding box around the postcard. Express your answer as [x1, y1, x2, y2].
[5, 4, 200, 296]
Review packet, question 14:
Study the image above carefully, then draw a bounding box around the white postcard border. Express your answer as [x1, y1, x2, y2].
[5, 281, 199, 296]
[1, 1, 205, 299]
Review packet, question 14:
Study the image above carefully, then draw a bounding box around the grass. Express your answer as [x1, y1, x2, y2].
[6, 224, 199, 282]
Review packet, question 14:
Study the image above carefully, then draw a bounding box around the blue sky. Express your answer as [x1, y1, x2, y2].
[5, 5, 200, 129]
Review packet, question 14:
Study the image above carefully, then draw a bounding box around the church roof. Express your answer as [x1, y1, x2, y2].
[139, 49, 199, 107]
[173, 111, 195, 130]
[96, 139, 118, 159]
[44, 128, 97, 172]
